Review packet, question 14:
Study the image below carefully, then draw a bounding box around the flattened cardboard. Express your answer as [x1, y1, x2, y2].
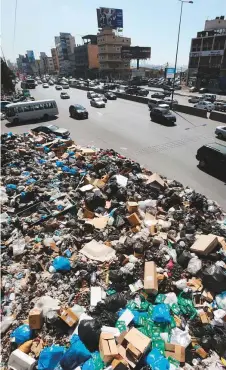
[81, 148, 96, 156]
[29, 308, 43, 329]
[146, 173, 165, 189]
[87, 217, 109, 229]
[144, 261, 158, 295]
[99, 332, 119, 363]
[190, 234, 218, 255]
[165, 343, 185, 362]
[60, 308, 78, 327]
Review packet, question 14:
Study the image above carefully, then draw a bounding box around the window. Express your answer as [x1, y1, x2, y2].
[17, 106, 24, 113]
[6, 107, 16, 117]
[24, 105, 34, 112]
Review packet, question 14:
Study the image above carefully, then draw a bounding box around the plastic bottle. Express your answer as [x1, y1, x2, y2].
[90, 272, 96, 285]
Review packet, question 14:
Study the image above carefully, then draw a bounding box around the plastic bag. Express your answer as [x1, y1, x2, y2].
[152, 304, 171, 324]
[202, 265, 226, 293]
[52, 256, 71, 272]
[216, 291, 226, 310]
[82, 351, 105, 370]
[10, 324, 33, 345]
[78, 320, 101, 352]
[177, 250, 192, 268]
[170, 328, 191, 348]
[38, 345, 65, 370]
[104, 293, 127, 312]
[187, 255, 202, 274]
[145, 348, 169, 370]
[60, 335, 91, 370]
[178, 292, 197, 319]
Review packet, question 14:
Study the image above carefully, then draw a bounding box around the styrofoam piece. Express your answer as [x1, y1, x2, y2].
[8, 349, 37, 370]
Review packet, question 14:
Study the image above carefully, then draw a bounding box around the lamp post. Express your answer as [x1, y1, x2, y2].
[171, 0, 193, 103]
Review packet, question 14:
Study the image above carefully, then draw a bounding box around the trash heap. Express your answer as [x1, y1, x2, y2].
[1, 131, 226, 370]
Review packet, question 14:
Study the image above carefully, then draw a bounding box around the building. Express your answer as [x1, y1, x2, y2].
[51, 48, 59, 72]
[188, 16, 226, 92]
[97, 28, 131, 79]
[47, 57, 55, 74]
[55, 32, 75, 75]
[73, 35, 99, 78]
[40, 52, 49, 74]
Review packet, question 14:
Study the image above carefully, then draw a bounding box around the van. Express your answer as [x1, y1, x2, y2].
[148, 98, 166, 110]
[196, 143, 226, 176]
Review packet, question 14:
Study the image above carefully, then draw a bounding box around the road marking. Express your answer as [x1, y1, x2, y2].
[120, 147, 127, 151]
[97, 112, 103, 116]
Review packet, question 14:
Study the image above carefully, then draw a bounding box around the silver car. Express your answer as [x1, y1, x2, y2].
[215, 126, 226, 140]
[90, 98, 105, 108]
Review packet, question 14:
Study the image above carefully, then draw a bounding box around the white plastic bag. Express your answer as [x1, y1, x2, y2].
[187, 255, 202, 274]
[216, 291, 226, 311]
[170, 328, 191, 348]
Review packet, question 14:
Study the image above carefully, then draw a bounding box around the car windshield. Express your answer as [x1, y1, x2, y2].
[75, 105, 84, 110]
[48, 125, 59, 131]
[61, 92, 67, 95]
[94, 98, 102, 102]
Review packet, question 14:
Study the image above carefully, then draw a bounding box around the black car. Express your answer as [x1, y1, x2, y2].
[150, 107, 176, 126]
[69, 104, 88, 119]
[151, 92, 165, 99]
[104, 92, 117, 100]
[125, 87, 149, 96]
[31, 125, 70, 138]
[196, 143, 226, 175]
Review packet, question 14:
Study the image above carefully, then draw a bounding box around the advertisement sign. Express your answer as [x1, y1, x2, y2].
[190, 50, 224, 57]
[121, 46, 151, 60]
[27, 50, 35, 62]
[97, 8, 123, 29]
[166, 68, 176, 79]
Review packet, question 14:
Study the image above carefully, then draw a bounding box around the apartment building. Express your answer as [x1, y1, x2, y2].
[55, 32, 75, 75]
[51, 48, 59, 72]
[73, 35, 99, 78]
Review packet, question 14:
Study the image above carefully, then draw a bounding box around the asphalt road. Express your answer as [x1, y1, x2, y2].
[2, 85, 226, 209]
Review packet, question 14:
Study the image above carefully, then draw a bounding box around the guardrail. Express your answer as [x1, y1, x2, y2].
[173, 104, 208, 118]
[209, 111, 226, 123]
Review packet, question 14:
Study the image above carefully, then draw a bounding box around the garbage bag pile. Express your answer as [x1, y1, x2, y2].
[1, 131, 226, 370]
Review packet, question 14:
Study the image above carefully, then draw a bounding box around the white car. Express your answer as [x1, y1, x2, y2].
[215, 126, 226, 140]
[90, 98, 105, 108]
[42, 83, 49, 88]
[194, 100, 214, 112]
[188, 96, 200, 103]
[63, 84, 69, 89]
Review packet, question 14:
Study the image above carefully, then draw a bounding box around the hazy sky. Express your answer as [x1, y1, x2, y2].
[1, 0, 225, 66]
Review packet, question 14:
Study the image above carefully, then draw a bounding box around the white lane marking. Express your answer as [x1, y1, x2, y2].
[120, 147, 127, 151]
[97, 112, 103, 116]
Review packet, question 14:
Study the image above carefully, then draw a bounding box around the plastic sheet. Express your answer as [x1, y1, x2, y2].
[38, 345, 65, 370]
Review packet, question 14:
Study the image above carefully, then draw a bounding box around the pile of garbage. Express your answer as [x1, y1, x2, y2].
[1, 130, 226, 370]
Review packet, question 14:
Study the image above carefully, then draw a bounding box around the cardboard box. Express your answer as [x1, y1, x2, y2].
[81, 148, 96, 156]
[146, 173, 165, 189]
[60, 308, 78, 327]
[99, 332, 119, 363]
[118, 328, 151, 368]
[218, 236, 226, 251]
[111, 358, 128, 369]
[93, 179, 106, 189]
[199, 310, 211, 324]
[127, 202, 138, 214]
[165, 343, 185, 362]
[190, 234, 218, 255]
[144, 261, 158, 295]
[28, 308, 43, 330]
[201, 289, 214, 302]
[127, 213, 141, 227]
[83, 208, 94, 219]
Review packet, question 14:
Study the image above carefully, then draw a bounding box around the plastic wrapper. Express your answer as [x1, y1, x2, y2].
[152, 304, 172, 324]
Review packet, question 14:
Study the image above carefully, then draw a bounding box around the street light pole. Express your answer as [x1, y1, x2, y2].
[171, 0, 193, 103]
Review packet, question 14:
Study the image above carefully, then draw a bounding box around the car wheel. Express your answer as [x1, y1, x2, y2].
[199, 159, 206, 168]
[218, 133, 223, 140]
[43, 114, 49, 121]
[13, 117, 19, 124]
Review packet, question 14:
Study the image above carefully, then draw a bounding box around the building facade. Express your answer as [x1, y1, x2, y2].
[55, 32, 75, 75]
[51, 48, 59, 72]
[97, 28, 131, 79]
[188, 16, 226, 92]
[47, 57, 55, 74]
[73, 35, 99, 78]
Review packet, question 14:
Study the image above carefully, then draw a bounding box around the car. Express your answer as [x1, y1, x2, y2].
[97, 94, 107, 103]
[151, 92, 165, 99]
[189, 86, 198, 93]
[199, 87, 208, 94]
[150, 107, 176, 126]
[214, 102, 226, 112]
[135, 88, 149, 97]
[55, 85, 62, 90]
[104, 92, 117, 100]
[49, 80, 54, 86]
[194, 101, 215, 112]
[1, 101, 11, 112]
[60, 92, 70, 99]
[37, 80, 42, 84]
[215, 126, 226, 140]
[164, 98, 178, 105]
[31, 125, 70, 138]
[202, 93, 216, 102]
[90, 98, 105, 108]
[188, 96, 200, 103]
[196, 143, 226, 175]
[69, 104, 88, 119]
[63, 84, 69, 89]
[87, 91, 98, 99]
[42, 83, 49, 88]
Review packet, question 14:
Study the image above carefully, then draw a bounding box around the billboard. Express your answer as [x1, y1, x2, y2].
[97, 8, 123, 29]
[27, 50, 35, 63]
[165, 68, 176, 79]
[121, 46, 151, 60]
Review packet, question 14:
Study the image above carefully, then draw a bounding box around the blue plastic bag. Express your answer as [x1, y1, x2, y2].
[56, 161, 64, 168]
[60, 335, 91, 370]
[82, 351, 104, 370]
[118, 309, 148, 326]
[6, 184, 17, 190]
[152, 304, 171, 324]
[145, 348, 170, 370]
[38, 345, 65, 370]
[10, 324, 33, 345]
[52, 256, 71, 272]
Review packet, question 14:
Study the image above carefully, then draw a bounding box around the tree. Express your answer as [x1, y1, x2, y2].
[1, 58, 15, 92]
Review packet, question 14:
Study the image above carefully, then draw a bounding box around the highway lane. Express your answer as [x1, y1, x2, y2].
[2, 85, 226, 209]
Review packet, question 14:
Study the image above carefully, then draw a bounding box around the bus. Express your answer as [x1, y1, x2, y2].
[5, 99, 59, 124]
[21, 78, 36, 89]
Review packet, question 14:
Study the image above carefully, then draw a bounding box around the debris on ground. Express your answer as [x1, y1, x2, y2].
[1, 131, 226, 370]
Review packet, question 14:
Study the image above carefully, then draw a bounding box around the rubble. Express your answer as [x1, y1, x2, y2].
[1, 131, 226, 370]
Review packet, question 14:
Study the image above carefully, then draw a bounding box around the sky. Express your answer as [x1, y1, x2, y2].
[1, 0, 225, 66]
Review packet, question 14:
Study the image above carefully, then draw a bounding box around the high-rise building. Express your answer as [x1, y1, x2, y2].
[188, 16, 226, 92]
[55, 32, 75, 75]
[47, 57, 55, 74]
[73, 35, 99, 78]
[51, 48, 59, 72]
[97, 28, 131, 79]
[40, 52, 49, 74]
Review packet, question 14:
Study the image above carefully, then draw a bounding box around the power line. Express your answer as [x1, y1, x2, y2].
[12, 0, 18, 60]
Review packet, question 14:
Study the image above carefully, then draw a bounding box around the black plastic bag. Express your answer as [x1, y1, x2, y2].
[104, 293, 127, 312]
[78, 319, 101, 352]
[177, 250, 192, 268]
[200, 335, 212, 351]
[202, 265, 226, 293]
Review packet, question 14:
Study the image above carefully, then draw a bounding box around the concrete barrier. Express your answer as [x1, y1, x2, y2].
[116, 93, 148, 104]
[173, 104, 208, 118]
[209, 111, 226, 123]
